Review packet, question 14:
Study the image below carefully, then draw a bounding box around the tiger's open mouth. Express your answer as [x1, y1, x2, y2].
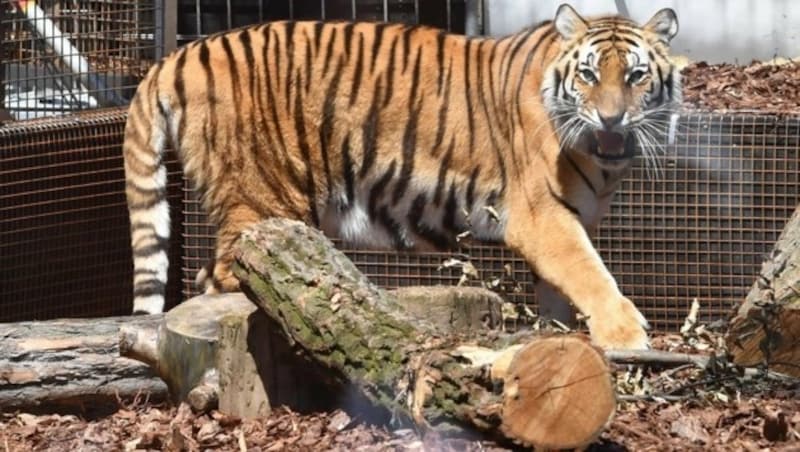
[587, 130, 636, 164]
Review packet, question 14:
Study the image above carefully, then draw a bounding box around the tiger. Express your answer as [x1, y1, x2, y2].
[123, 4, 680, 350]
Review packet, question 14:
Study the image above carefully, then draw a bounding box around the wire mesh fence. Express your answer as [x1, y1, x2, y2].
[0, 0, 160, 120]
[1, 1, 798, 331]
[0, 109, 184, 320]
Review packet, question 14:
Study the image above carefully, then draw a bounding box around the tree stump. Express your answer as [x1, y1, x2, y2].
[0, 316, 167, 411]
[727, 208, 800, 377]
[119, 293, 274, 417]
[233, 218, 615, 448]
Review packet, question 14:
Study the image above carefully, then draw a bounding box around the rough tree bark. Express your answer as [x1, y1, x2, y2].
[727, 209, 800, 377]
[232, 219, 616, 449]
[0, 316, 167, 411]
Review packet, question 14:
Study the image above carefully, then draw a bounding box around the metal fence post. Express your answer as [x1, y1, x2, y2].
[156, 0, 177, 60]
[0, 3, 8, 121]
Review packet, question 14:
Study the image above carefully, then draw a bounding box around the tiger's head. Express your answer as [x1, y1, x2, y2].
[542, 4, 681, 172]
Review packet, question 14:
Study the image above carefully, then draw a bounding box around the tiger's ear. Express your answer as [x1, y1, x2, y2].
[554, 4, 587, 40]
[644, 8, 679, 43]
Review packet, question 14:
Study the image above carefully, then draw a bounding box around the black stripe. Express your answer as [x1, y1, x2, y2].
[322, 26, 337, 76]
[478, 41, 506, 194]
[433, 138, 454, 206]
[368, 161, 396, 219]
[134, 268, 159, 277]
[383, 36, 398, 107]
[514, 29, 556, 144]
[198, 40, 217, 181]
[564, 153, 597, 195]
[133, 279, 167, 298]
[265, 28, 303, 188]
[342, 23, 355, 54]
[547, 181, 581, 217]
[588, 35, 613, 46]
[442, 181, 459, 234]
[304, 31, 313, 93]
[621, 37, 639, 48]
[552, 68, 562, 98]
[284, 22, 296, 113]
[370, 23, 387, 74]
[350, 32, 365, 106]
[220, 34, 244, 170]
[401, 26, 414, 73]
[133, 241, 168, 258]
[408, 194, 452, 250]
[654, 65, 665, 104]
[463, 39, 475, 153]
[664, 70, 674, 100]
[562, 61, 571, 93]
[293, 74, 319, 225]
[378, 206, 410, 250]
[501, 21, 550, 100]
[436, 30, 446, 94]
[431, 54, 453, 155]
[392, 50, 423, 205]
[173, 48, 189, 144]
[341, 135, 355, 206]
[128, 191, 166, 211]
[320, 57, 346, 198]
[313, 21, 324, 52]
[359, 79, 382, 178]
[466, 166, 481, 211]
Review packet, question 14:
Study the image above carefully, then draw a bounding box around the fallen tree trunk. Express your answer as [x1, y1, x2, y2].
[0, 316, 167, 411]
[727, 209, 800, 378]
[233, 219, 616, 449]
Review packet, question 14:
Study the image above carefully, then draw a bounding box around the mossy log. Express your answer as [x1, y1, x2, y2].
[0, 316, 167, 411]
[727, 209, 800, 377]
[233, 219, 615, 449]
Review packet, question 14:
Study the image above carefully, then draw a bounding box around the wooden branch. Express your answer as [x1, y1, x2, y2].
[232, 219, 616, 449]
[0, 316, 167, 411]
[605, 349, 710, 368]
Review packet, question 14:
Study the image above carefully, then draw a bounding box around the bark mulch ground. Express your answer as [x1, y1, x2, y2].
[681, 59, 800, 114]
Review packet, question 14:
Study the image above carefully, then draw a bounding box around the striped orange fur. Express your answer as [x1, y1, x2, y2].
[124, 4, 681, 349]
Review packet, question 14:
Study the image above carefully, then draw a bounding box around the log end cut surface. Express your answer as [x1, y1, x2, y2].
[501, 335, 615, 450]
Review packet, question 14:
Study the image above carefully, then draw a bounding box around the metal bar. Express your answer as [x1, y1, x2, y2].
[413, 0, 419, 23]
[465, 0, 484, 36]
[382, 0, 388, 22]
[446, 0, 451, 31]
[195, 0, 201, 37]
[162, 0, 178, 55]
[0, 2, 6, 116]
[320, 0, 325, 20]
[351, 0, 356, 21]
[226, 0, 232, 30]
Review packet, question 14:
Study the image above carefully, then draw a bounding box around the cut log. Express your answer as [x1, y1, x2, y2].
[232, 219, 615, 449]
[727, 208, 800, 377]
[390, 286, 504, 333]
[0, 316, 167, 411]
[119, 293, 335, 418]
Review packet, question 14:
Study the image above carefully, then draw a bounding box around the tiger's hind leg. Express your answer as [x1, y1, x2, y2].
[207, 205, 264, 294]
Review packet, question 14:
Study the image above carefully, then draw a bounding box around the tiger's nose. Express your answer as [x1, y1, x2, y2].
[599, 112, 625, 130]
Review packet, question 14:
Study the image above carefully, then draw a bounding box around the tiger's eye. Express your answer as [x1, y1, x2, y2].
[579, 69, 597, 84]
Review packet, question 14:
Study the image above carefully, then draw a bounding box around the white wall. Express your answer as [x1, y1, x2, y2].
[484, 0, 800, 64]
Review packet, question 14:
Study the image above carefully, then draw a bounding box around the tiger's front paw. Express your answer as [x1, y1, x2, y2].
[586, 296, 649, 350]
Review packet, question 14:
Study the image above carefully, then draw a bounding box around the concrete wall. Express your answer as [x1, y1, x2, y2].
[484, 0, 800, 64]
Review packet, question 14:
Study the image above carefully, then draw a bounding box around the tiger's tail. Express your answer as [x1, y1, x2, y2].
[123, 79, 171, 314]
